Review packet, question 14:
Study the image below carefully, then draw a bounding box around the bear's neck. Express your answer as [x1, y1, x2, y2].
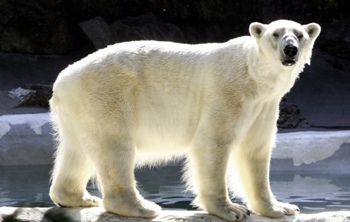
[248, 56, 301, 100]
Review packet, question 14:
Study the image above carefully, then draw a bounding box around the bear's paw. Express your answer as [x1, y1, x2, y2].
[103, 193, 161, 218]
[196, 195, 250, 221]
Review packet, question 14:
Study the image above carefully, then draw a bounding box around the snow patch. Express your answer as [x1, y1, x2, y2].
[0, 122, 10, 139]
[0, 113, 50, 139]
[274, 131, 350, 166]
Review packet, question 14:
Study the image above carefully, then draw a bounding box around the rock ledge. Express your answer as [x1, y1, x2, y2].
[0, 207, 349, 222]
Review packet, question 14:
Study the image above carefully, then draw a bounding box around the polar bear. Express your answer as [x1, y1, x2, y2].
[49, 20, 320, 221]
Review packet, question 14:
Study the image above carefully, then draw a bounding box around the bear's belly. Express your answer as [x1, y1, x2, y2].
[132, 94, 201, 152]
[133, 116, 195, 152]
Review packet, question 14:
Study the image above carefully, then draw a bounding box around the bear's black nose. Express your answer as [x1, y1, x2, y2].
[283, 44, 298, 57]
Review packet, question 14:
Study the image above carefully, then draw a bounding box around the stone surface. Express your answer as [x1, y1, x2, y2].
[110, 13, 186, 43]
[11, 83, 54, 108]
[277, 98, 309, 129]
[286, 46, 350, 128]
[0, 207, 349, 222]
[1, 0, 349, 53]
[79, 16, 116, 50]
[79, 13, 186, 50]
[0, 0, 77, 54]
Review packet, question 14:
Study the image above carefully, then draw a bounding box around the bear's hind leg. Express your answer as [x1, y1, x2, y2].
[89, 136, 161, 218]
[50, 135, 101, 208]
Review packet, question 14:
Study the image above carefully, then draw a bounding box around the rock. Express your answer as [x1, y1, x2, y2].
[78, 13, 186, 50]
[0, 207, 349, 222]
[19, 82, 53, 108]
[278, 98, 309, 129]
[0, 0, 77, 54]
[7, 87, 35, 102]
[321, 19, 350, 42]
[1, 0, 350, 53]
[79, 16, 116, 50]
[110, 13, 186, 43]
[8, 82, 53, 108]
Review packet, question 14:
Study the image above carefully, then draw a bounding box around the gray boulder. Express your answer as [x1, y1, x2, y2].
[278, 99, 309, 129]
[79, 14, 186, 50]
[79, 16, 116, 50]
[110, 13, 185, 43]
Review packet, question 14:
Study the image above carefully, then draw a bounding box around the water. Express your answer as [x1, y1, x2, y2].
[1, 165, 349, 213]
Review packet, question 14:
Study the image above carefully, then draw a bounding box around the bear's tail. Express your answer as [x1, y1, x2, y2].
[49, 94, 59, 112]
[49, 93, 61, 145]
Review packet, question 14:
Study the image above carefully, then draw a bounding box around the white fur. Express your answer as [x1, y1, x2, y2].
[49, 20, 320, 221]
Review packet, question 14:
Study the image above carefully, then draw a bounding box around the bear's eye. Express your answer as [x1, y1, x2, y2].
[273, 32, 279, 38]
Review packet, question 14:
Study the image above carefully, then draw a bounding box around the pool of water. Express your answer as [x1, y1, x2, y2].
[1, 165, 349, 213]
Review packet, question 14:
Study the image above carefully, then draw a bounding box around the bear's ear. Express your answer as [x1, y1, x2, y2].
[303, 23, 321, 39]
[249, 22, 266, 39]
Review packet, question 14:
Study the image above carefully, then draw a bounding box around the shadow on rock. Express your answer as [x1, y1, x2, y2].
[42, 207, 81, 222]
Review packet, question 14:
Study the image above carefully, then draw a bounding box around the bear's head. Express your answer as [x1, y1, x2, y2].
[249, 20, 321, 68]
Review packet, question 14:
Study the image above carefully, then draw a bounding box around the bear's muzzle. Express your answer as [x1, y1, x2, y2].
[281, 36, 299, 66]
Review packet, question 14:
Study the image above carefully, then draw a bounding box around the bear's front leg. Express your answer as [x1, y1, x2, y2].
[234, 101, 300, 218]
[235, 144, 299, 217]
[89, 137, 161, 218]
[190, 139, 250, 221]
